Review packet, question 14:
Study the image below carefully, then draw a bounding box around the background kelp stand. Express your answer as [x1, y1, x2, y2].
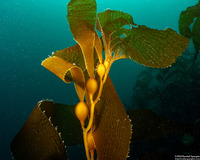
[130, 2, 200, 159]
[179, 1, 200, 63]
[10, 0, 189, 159]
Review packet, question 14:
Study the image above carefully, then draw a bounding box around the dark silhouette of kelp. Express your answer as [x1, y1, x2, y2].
[130, 51, 200, 159]
[127, 108, 200, 160]
[133, 50, 200, 123]
[130, 3, 200, 158]
[179, 1, 200, 62]
[128, 4, 200, 158]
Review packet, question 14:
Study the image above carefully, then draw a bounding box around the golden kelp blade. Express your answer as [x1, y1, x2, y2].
[42, 56, 85, 101]
[97, 10, 136, 32]
[97, 10, 189, 68]
[53, 44, 86, 73]
[67, 0, 97, 77]
[111, 27, 190, 68]
[94, 32, 103, 63]
[10, 101, 68, 160]
[93, 76, 132, 160]
[39, 100, 83, 146]
[97, 10, 137, 58]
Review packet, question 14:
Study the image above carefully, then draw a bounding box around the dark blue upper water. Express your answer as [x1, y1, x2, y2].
[0, 0, 199, 159]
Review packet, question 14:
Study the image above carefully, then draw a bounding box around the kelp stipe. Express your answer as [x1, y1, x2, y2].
[10, 0, 189, 159]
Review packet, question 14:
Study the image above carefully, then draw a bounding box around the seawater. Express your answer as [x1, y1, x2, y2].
[0, 0, 198, 159]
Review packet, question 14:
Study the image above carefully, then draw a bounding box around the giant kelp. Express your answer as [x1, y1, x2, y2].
[10, 0, 189, 159]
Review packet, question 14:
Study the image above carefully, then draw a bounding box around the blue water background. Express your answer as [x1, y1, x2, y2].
[0, 0, 198, 159]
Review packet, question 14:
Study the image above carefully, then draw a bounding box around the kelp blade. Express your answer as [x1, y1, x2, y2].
[39, 100, 83, 146]
[67, 0, 97, 77]
[10, 101, 68, 160]
[42, 56, 85, 101]
[94, 32, 103, 63]
[53, 44, 86, 73]
[97, 10, 189, 68]
[97, 10, 136, 32]
[111, 26, 190, 68]
[97, 10, 137, 57]
[93, 76, 132, 160]
[11, 100, 84, 159]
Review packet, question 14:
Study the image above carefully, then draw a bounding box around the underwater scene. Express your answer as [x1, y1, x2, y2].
[1, 0, 200, 159]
